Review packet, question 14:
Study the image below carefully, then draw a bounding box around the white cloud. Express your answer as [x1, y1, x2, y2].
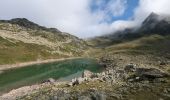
[109, 0, 170, 34]
[107, 0, 127, 16]
[0, 0, 127, 38]
[0, 0, 170, 38]
[111, 20, 137, 31]
[134, 0, 170, 24]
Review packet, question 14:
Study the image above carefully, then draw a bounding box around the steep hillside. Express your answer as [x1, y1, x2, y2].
[89, 12, 170, 47]
[0, 18, 87, 64]
[87, 12, 170, 69]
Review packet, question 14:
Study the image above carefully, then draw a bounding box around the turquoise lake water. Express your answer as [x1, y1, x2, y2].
[0, 58, 102, 94]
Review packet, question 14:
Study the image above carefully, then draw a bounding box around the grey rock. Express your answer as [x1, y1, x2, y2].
[42, 78, 55, 84]
[128, 68, 169, 82]
[159, 61, 167, 65]
[71, 78, 79, 86]
[78, 96, 92, 100]
[82, 70, 94, 78]
[77, 77, 86, 84]
[91, 91, 106, 100]
[136, 68, 168, 79]
[124, 64, 136, 72]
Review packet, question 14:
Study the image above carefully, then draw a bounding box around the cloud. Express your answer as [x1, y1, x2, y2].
[0, 0, 128, 38]
[0, 0, 170, 38]
[108, 0, 170, 34]
[107, 0, 127, 16]
[134, 0, 170, 24]
[90, 0, 127, 21]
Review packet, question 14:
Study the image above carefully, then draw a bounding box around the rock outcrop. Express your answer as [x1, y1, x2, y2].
[127, 67, 169, 82]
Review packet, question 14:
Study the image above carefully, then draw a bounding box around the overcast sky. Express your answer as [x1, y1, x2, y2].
[0, 0, 170, 38]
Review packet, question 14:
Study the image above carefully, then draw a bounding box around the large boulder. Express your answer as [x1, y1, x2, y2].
[82, 70, 94, 78]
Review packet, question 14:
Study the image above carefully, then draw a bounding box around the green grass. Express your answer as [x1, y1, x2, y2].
[91, 34, 170, 57]
[0, 22, 87, 64]
[0, 36, 69, 65]
[0, 58, 102, 94]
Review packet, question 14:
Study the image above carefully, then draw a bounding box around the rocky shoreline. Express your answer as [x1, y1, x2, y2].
[1, 57, 169, 100]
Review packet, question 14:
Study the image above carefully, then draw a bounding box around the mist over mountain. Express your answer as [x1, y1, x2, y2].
[89, 12, 170, 46]
[139, 12, 170, 35]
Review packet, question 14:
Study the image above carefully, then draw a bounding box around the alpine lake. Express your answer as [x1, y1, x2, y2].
[0, 58, 103, 94]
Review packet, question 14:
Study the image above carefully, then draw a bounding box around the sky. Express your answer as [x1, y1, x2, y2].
[0, 0, 170, 38]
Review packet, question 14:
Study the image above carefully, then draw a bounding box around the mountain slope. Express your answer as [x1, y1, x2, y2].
[139, 12, 170, 35]
[87, 12, 170, 72]
[89, 12, 170, 47]
[0, 18, 87, 64]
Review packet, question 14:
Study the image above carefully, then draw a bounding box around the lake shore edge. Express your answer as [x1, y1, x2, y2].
[0, 57, 82, 71]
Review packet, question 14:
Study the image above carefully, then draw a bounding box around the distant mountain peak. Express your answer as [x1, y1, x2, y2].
[138, 12, 170, 35]
[10, 18, 41, 29]
[142, 12, 160, 25]
[0, 18, 61, 33]
[11, 18, 31, 23]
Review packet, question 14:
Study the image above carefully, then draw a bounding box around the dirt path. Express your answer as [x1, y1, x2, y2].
[0, 57, 82, 71]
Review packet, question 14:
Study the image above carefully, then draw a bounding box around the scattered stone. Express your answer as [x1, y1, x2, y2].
[66, 82, 73, 87]
[99, 57, 115, 68]
[159, 61, 167, 65]
[163, 88, 170, 93]
[42, 78, 55, 84]
[78, 96, 92, 100]
[82, 70, 94, 78]
[71, 78, 79, 86]
[128, 68, 169, 82]
[153, 78, 167, 83]
[135, 68, 168, 79]
[77, 77, 85, 84]
[90, 91, 106, 100]
[124, 64, 136, 72]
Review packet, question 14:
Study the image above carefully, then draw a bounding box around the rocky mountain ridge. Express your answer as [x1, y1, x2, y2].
[89, 12, 170, 47]
[0, 18, 88, 64]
